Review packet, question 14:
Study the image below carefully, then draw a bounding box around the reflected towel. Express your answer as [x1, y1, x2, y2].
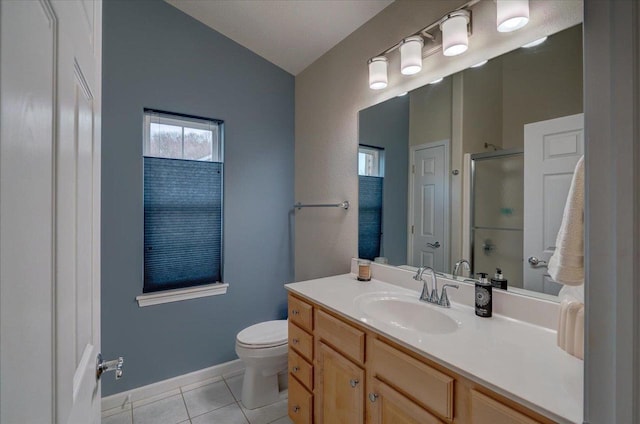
[548, 156, 584, 286]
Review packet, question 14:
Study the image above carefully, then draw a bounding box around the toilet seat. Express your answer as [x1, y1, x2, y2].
[236, 320, 287, 349]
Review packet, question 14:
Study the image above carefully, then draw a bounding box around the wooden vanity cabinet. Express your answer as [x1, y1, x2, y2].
[288, 294, 314, 424]
[287, 293, 555, 424]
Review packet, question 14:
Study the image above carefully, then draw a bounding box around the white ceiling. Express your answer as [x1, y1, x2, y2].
[165, 0, 394, 75]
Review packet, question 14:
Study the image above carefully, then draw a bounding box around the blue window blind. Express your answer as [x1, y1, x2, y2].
[144, 157, 222, 293]
[358, 175, 383, 260]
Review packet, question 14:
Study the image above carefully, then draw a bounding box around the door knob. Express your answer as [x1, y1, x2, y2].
[427, 241, 441, 249]
[369, 393, 379, 403]
[528, 256, 548, 267]
[96, 353, 124, 380]
[349, 379, 359, 388]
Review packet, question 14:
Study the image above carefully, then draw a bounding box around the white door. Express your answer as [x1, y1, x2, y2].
[409, 142, 450, 272]
[523, 114, 584, 295]
[0, 1, 104, 423]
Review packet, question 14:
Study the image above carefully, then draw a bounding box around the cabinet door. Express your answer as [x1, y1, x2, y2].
[368, 378, 444, 424]
[315, 342, 365, 424]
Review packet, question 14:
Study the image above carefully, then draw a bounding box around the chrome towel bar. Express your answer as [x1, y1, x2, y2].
[294, 201, 350, 210]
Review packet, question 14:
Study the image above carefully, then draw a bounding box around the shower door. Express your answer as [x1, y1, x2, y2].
[471, 150, 524, 288]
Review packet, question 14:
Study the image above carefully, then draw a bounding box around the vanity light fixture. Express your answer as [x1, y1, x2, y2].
[397, 92, 408, 97]
[429, 77, 444, 84]
[441, 11, 471, 57]
[471, 59, 488, 68]
[368, 56, 388, 90]
[400, 36, 424, 75]
[496, 0, 529, 33]
[366, 0, 482, 90]
[522, 36, 547, 48]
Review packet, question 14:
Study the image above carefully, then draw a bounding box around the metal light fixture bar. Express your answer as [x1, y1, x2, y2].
[368, 0, 480, 61]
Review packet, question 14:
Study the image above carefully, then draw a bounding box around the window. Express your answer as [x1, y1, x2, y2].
[142, 110, 223, 294]
[358, 145, 384, 177]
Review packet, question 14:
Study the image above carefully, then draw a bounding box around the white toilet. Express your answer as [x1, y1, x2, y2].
[235, 320, 288, 409]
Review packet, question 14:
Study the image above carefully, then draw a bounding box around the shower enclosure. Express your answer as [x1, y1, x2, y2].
[470, 149, 524, 288]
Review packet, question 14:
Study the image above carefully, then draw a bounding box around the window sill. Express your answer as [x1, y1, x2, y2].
[136, 282, 228, 307]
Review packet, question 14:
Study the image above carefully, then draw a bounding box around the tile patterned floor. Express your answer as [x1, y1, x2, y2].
[102, 372, 293, 424]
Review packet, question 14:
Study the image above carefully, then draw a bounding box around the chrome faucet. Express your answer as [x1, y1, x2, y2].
[413, 266, 459, 307]
[452, 259, 471, 279]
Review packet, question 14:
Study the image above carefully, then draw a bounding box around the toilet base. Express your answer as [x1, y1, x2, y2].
[241, 367, 283, 410]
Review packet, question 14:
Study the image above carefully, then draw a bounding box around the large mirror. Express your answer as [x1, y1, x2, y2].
[358, 24, 583, 299]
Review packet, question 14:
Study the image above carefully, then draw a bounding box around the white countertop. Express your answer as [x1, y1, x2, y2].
[285, 274, 583, 424]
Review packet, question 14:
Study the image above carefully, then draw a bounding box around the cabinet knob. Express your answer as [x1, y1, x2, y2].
[349, 379, 359, 388]
[292, 338, 299, 345]
[291, 309, 299, 316]
[369, 393, 379, 403]
[293, 405, 300, 413]
[292, 366, 300, 373]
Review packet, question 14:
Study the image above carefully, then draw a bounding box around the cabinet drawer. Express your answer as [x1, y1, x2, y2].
[289, 377, 313, 424]
[289, 349, 313, 391]
[289, 294, 313, 332]
[369, 377, 444, 424]
[369, 338, 454, 420]
[315, 309, 365, 364]
[289, 322, 313, 361]
[471, 390, 542, 424]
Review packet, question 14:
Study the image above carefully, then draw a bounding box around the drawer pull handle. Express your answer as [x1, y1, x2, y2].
[292, 366, 300, 373]
[292, 338, 299, 345]
[349, 379, 359, 388]
[291, 309, 300, 316]
[369, 393, 379, 403]
[293, 405, 300, 413]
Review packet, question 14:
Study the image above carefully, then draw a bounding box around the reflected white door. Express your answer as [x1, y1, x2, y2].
[523, 114, 584, 295]
[410, 142, 449, 271]
[0, 1, 103, 423]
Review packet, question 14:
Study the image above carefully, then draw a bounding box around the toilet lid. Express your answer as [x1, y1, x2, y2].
[237, 320, 288, 348]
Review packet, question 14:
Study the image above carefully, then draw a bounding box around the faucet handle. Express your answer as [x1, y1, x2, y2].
[439, 284, 459, 308]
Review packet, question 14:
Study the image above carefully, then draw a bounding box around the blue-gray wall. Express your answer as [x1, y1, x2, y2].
[358, 97, 409, 266]
[101, 0, 294, 395]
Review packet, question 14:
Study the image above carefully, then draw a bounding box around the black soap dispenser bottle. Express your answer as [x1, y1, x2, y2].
[491, 268, 508, 290]
[474, 272, 492, 318]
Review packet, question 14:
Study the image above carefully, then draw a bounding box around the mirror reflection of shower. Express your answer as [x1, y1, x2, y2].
[470, 149, 524, 289]
[358, 145, 385, 261]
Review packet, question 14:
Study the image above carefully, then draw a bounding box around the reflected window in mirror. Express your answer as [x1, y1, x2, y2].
[358, 145, 385, 261]
[358, 145, 384, 177]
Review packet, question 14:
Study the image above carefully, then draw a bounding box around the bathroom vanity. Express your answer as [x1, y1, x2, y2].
[285, 271, 582, 424]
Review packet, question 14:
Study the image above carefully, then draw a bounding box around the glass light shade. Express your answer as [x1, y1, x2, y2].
[441, 13, 469, 57]
[471, 60, 488, 68]
[496, 0, 529, 32]
[400, 36, 424, 75]
[368, 56, 388, 90]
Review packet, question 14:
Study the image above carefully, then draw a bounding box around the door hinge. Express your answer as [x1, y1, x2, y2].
[412, 165, 415, 174]
[411, 225, 414, 234]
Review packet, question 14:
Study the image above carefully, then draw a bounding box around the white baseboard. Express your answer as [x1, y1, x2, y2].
[101, 359, 245, 411]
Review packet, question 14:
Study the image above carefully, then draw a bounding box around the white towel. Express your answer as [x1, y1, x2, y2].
[548, 156, 584, 286]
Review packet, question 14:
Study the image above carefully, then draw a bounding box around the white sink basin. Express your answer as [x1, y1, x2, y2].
[355, 292, 461, 335]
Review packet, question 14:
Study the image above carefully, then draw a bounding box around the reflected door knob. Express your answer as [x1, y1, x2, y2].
[528, 256, 548, 267]
[427, 241, 441, 249]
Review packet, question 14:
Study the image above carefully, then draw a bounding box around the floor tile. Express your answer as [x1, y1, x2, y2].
[182, 380, 235, 418]
[269, 417, 293, 424]
[133, 388, 182, 408]
[102, 404, 132, 418]
[103, 410, 133, 424]
[240, 398, 288, 424]
[224, 374, 244, 402]
[191, 403, 249, 424]
[133, 394, 189, 424]
[181, 375, 224, 393]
